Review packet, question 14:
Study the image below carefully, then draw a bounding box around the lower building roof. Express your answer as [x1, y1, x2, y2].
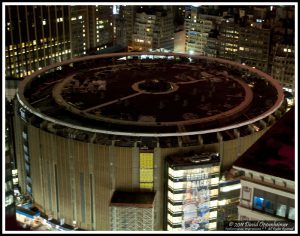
[110, 191, 156, 208]
[233, 107, 295, 181]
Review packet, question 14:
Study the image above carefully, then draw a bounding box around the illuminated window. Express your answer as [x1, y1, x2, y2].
[56, 17, 63, 22]
[288, 207, 295, 220]
[210, 211, 217, 218]
[210, 177, 219, 185]
[253, 196, 264, 210]
[140, 183, 153, 189]
[209, 200, 218, 208]
[264, 199, 275, 214]
[276, 204, 287, 217]
[139, 152, 153, 190]
[140, 169, 153, 182]
[209, 222, 217, 230]
[211, 166, 220, 173]
[210, 189, 218, 196]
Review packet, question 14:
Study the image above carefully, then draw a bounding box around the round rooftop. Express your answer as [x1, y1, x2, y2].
[18, 52, 284, 137]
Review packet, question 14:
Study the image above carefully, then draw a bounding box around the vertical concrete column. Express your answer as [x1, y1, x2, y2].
[259, 120, 267, 129]
[268, 114, 276, 125]
[234, 129, 240, 157]
[87, 143, 95, 230]
[50, 134, 59, 219]
[275, 109, 282, 119]
[153, 146, 162, 231]
[132, 142, 140, 190]
[198, 134, 203, 146]
[109, 140, 116, 192]
[68, 139, 76, 223]
[217, 132, 224, 169]
[90, 133, 96, 143]
[177, 136, 182, 147]
[247, 124, 254, 134]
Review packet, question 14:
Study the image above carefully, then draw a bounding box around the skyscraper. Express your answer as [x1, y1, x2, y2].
[5, 5, 114, 79]
[129, 6, 174, 52]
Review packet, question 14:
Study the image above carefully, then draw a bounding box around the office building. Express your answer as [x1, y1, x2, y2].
[204, 30, 219, 57]
[129, 6, 174, 52]
[233, 107, 295, 222]
[270, 44, 295, 93]
[5, 5, 114, 79]
[185, 7, 222, 55]
[238, 25, 271, 72]
[165, 152, 220, 231]
[13, 52, 285, 230]
[218, 21, 239, 60]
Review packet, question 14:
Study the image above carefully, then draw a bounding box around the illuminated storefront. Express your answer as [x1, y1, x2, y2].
[165, 152, 220, 231]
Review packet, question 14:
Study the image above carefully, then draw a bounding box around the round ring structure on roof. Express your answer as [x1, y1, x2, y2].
[17, 52, 284, 137]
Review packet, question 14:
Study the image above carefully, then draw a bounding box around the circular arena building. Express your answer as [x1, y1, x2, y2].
[14, 52, 286, 230]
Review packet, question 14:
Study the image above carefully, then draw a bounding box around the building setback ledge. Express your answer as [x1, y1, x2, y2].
[110, 191, 156, 208]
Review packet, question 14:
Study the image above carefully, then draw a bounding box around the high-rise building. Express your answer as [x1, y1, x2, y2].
[233, 107, 295, 223]
[204, 29, 219, 57]
[185, 7, 222, 55]
[238, 25, 271, 72]
[129, 6, 174, 52]
[5, 5, 114, 79]
[5, 5, 72, 78]
[218, 21, 239, 60]
[122, 5, 137, 48]
[270, 44, 295, 93]
[12, 52, 286, 230]
[164, 152, 221, 231]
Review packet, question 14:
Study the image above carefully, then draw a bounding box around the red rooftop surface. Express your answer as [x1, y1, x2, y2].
[233, 106, 295, 181]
